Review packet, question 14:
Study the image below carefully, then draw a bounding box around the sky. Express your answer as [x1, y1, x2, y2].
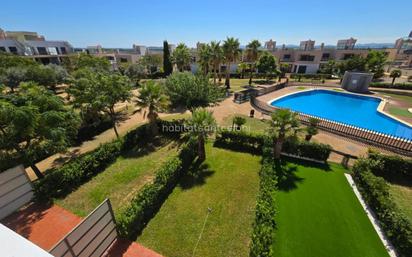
[1, 0, 411, 48]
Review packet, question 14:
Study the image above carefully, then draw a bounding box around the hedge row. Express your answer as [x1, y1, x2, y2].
[249, 139, 277, 257]
[367, 150, 412, 181]
[282, 140, 332, 162]
[369, 82, 412, 90]
[353, 158, 412, 257]
[34, 119, 185, 201]
[214, 130, 332, 162]
[214, 130, 264, 154]
[116, 140, 197, 239]
[290, 73, 333, 80]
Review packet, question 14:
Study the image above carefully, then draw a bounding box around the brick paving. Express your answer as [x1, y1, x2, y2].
[104, 239, 163, 257]
[1, 203, 82, 251]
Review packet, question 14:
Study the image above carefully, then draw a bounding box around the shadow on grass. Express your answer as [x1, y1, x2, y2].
[178, 160, 215, 190]
[122, 136, 176, 159]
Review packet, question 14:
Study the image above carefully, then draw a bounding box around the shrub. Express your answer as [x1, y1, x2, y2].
[282, 140, 332, 162]
[117, 140, 197, 239]
[353, 158, 412, 257]
[290, 73, 332, 80]
[369, 82, 412, 90]
[249, 138, 277, 257]
[367, 150, 412, 180]
[214, 129, 264, 154]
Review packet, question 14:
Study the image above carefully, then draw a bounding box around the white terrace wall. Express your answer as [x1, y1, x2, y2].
[0, 165, 33, 220]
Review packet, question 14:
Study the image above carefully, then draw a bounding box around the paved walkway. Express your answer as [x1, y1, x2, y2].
[1, 203, 82, 251]
[104, 239, 163, 257]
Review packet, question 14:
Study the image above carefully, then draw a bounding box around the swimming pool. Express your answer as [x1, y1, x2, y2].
[270, 89, 412, 140]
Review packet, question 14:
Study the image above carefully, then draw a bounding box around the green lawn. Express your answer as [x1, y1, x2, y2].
[56, 137, 178, 217]
[389, 183, 412, 223]
[387, 107, 412, 118]
[220, 114, 270, 133]
[273, 160, 389, 257]
[138, 143, 260, 257]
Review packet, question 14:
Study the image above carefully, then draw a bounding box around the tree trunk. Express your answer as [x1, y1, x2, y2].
[249, 65, 253, 85]
[274, 138, 284, 159]
[225, 62, 231, 89]
[198, 136, 206, 162]
[392, 77, 396, 86]
[31, 164, 44, 179]
[305, 134, 312, 141]
[213, 65, 218, 84]
[150, 120, 158, 136]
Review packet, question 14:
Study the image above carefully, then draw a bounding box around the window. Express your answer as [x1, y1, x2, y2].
[283, 54, 291, 60]
[37, 47, 48, 55]
[0, 47, 6, 52]
[120, 57, 128, 63]
[343, 54, 355, 60]
[299, 55, 315, 61]
[8, 46, 18, 54]
[107, 56, 115, 61]
[321, 53, 330, 60]
[48, 47, 58, 55]
[60, 47, 67, 54]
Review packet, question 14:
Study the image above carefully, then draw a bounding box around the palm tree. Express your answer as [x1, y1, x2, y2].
[237, 62, 248, 79]
[135, 80, 169, 135]
[172, 43, 191, 72]
[185, 108, 216, 162]
[222, 37, 241, 89]
[390, 69, 402, 85]
[269, 109, 300, 159]
[209, 41, 224, 84]
[198, 44, 212, 75]
[246, 40, 261, 85]
[305, 117, 320, 141]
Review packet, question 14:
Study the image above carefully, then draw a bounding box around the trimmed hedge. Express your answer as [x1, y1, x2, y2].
[369, 82, 412, 90]
[214, 130, 264, 154]
[214, 130, 332, 162]
[116, 140, 197, 239]
[282, 140, 332, 162]
[34, 119, 185, 201]
[290, 73, 333, 80]
[367, 150, 412, 181]
[353, 158, 412, 257]
[249, 138, 277, 257]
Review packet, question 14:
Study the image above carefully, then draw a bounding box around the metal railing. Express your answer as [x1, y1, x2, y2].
[250, 96, 412, 156]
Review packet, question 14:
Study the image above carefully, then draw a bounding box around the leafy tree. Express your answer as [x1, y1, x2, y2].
[209, 41, 224, 84]
[26, 64, 68, 91]
[390, 69, 402, 85]
[366, 50, 388, 79]
[141, 54, 162, 74]
[171, 43, 191, 72]
[0, 67, 27, 92]
[164, 72, 224, 110]
[339, 55, 367, 74]
[198, 44, 211, 75]
[246, 40, 261, 85]
[268, 109, 300, 159]
[232, 116, 246, 130]
[163, 40, 173, 76]
[184, 108, 216, 162]
[319, 60, 338, 75]
[237, 62, 248, 79]
[305, 117, 320, 141]
[0, 82, 80, 178]
[124, 63, 145, 86]
[67, 69, 132, 138]
[64, 52, 111, 72]
[135, 80, 169, 135]
[222, 37, 241, 89]
[256, 52, 279, 82]
[0, 52, 36, 69]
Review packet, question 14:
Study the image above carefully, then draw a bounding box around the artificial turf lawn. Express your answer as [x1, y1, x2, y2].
[389, 183, 412, 224]
[138, 143, 260, 257]
[56, 138, 178, 217]
[272, 160, 389, 257]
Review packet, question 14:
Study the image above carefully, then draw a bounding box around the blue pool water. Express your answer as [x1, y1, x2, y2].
[270, 89, 412, 140]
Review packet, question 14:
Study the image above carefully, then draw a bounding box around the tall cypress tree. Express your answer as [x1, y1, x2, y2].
[163, 40, 173, 76]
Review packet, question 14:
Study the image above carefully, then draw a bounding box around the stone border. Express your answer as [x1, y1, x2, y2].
[344, 173, 397, 257]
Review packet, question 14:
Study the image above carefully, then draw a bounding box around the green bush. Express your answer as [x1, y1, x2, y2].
[353, 158, 412, 257]
[369, 82, 412, 90]
[249, 138, 277, 257]
[282, 140, 332, 162]
[367, 150, 412, 181]
[116, 140, 197, 239]
[290, 73, 332, 80]
[214, 129, 264, 153]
